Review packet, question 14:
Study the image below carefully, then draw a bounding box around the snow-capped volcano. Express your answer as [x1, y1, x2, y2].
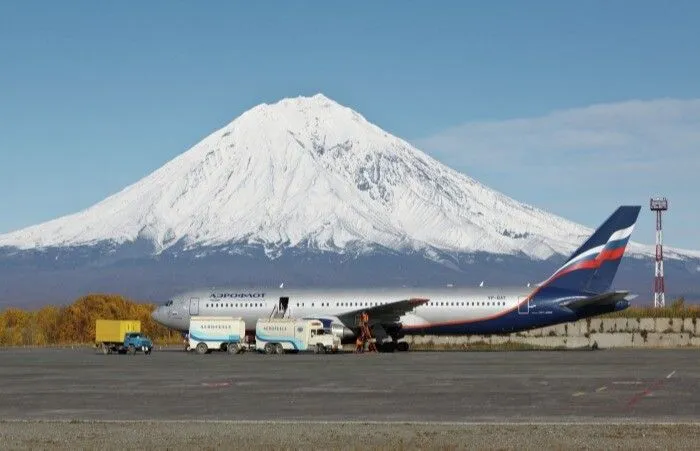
[1, 93, 593, 259]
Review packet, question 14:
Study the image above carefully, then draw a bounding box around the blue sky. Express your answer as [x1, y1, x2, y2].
[1, 2, 699, 249]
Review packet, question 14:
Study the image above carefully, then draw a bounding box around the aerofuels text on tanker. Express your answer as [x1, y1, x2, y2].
[187, 316, 246, 354]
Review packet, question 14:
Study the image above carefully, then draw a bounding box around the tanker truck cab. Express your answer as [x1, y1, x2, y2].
[255, 318, 340, 354]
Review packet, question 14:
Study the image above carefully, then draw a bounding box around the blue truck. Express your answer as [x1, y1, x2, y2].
[95, 319, 153, 355]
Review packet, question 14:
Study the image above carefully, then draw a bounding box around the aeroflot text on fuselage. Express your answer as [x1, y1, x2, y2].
[210, 292, 266, 299]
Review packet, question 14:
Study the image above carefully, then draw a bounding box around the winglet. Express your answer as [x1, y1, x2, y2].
[408, 298, 430, 306]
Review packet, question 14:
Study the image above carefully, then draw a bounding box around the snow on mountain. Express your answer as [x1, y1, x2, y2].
[0, 94, 696, 262]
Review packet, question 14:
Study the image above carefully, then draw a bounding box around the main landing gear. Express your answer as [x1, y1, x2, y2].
[382, 324, 410, 352]
[354, 311, 411, 353]
[378, 339, 410, 353]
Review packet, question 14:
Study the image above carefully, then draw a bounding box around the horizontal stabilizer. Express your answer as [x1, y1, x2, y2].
[560, 291, 631, 310]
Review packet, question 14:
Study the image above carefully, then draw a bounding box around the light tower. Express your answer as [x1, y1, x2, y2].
[650, 197, 668, 308]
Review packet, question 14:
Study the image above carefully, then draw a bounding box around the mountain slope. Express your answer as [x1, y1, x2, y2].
[1, 94, 597, 260]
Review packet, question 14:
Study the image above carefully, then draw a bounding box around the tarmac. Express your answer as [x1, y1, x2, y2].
[0, 347, 698, 448]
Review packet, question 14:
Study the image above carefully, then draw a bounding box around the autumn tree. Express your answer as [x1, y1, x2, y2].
[1, 294, 180, 346]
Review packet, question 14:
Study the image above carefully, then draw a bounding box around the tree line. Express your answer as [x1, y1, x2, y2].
[0, 294, 182, 346]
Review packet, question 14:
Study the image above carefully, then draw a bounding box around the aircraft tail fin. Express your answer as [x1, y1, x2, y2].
[540, 206, 641, 294]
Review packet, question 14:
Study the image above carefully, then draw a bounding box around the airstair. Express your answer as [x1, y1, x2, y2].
[354, 312, 377, 353]
[269, 297, 290, 319]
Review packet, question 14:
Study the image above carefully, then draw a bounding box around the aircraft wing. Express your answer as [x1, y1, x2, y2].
[335, 298, 429, 328]
[559, 290, 632, 310]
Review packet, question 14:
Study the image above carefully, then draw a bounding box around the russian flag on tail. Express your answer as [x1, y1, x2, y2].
[540, 206, 641, 294]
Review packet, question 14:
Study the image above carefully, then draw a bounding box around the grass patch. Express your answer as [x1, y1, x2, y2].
[601, 305, 700, 319]
[600, 298, 699, 319]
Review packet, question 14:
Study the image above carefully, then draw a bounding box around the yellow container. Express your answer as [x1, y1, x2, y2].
[95, 319, 141, 344]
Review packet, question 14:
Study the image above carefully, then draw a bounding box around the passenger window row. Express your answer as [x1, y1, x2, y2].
[425, 301, 506, 307]
[202, 300, 507, 309]
[295, 302, 388, 308]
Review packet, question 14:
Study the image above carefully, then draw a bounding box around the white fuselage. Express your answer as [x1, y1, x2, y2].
[151, 286, 545, 336]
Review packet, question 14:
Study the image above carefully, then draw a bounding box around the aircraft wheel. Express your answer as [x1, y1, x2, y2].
[380, 342, 396, 353]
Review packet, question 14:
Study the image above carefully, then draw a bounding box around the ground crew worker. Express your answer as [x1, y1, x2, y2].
[355, 336, 364, 353]
[360, 311, 369, 323]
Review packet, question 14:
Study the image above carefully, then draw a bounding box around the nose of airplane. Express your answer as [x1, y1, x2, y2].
[151, 308, 161, 324]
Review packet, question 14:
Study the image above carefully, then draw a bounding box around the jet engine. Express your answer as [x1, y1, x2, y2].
[330, 322, 356, 343]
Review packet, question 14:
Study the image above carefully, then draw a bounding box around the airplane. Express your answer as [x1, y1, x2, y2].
[151, 205, 641, 352]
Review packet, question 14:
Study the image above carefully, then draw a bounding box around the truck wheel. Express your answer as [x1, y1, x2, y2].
[195, 342, 208, 355]
[228, 343, 239, 354]
[128, 345, 136, 355]
[275, 343, 284, 355]
[315, 343, 326, 354]
[264, 343, 274, 355]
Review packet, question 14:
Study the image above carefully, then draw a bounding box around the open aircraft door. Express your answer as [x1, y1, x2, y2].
[189, 298, 199, 316]
[517, 296, 530, 314]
